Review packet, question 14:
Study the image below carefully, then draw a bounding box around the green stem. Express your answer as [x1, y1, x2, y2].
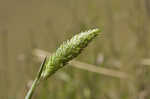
[25, 57, 47, 99]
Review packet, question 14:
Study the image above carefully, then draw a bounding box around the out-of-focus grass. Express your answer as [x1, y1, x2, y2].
[0, 0, 150, 99]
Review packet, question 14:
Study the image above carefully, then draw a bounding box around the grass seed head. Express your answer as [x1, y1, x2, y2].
[42, 28, 101, 79]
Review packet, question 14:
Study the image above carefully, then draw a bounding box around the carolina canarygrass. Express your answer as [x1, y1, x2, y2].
[42, 28, 101, 79]
[25, 28, 101, 99]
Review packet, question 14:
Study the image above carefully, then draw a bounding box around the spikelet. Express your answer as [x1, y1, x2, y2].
[42, 28, 101, 79]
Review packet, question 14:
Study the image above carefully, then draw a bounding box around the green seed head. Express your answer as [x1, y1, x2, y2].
[42, 28, 101, 79]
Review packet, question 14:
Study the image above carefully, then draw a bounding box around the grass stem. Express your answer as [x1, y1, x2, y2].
[25, 57, 47, 99]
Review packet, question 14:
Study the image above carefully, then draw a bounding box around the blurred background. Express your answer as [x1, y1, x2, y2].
[1, 0, 150, 99]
